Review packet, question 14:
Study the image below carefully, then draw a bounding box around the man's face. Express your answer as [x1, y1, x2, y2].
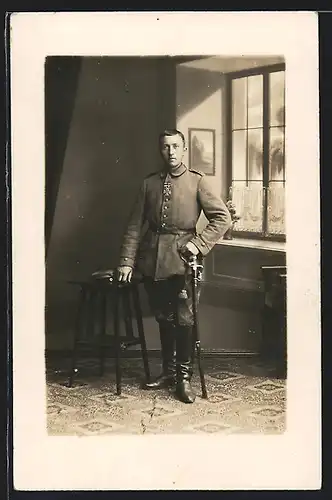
[160, 134, 186, 169]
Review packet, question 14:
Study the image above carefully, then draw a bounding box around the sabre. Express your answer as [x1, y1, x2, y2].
[187, 254, 208, 399]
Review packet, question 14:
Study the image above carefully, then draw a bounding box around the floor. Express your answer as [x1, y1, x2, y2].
[46, 354, 287, 436]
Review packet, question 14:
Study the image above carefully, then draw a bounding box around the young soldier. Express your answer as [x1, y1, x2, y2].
[117, 129, 231, 403]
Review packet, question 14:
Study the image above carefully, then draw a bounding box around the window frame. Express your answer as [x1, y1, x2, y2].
[225, 63, 286, 242]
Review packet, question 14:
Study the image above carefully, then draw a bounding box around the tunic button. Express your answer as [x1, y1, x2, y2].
[163, 214, 167, 218]
[161, 223, 166, 227]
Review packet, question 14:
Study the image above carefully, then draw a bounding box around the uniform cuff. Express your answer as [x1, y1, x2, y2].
[118, 257, 135, 267]
[189, 236, 210, 257]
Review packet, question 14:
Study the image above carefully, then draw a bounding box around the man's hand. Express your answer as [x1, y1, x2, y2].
[179, 241, 200, 261]
[185, 242, 199, 256]
[117, 266, 133, 283]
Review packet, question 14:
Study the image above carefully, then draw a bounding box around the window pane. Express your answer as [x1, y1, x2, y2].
[267, 182, 285, 234]
[232, 77, 247, 130]
[270, 71, 285, 126]
[247, 75, 263, 128]
[231, 181, 263, 233]
[248, 128, 263, 181]
[269, 127, 285, 181]
[232, 130, 247, 181]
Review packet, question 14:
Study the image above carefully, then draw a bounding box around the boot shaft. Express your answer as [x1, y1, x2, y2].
[174, 326, 196, 403]
[175, 325, 194, 382]
[175, 325, 194, 364]
[143, 322, 176, 390]
[159, 321, 176, 376]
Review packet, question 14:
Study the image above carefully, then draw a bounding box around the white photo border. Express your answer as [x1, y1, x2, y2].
[10, 11, 321, 491]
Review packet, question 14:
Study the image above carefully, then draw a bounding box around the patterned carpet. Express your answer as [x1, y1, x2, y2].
[46, 355, 286, 436]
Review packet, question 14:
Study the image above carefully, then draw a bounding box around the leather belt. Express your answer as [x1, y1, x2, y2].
[149, 224, 196, 235]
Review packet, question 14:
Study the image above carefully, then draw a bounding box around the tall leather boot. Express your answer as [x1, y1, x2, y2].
[175, 326, 196, 403]
[143, 322, 176, 389]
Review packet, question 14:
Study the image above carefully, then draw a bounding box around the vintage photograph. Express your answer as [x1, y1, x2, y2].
[10, 11, 321, 491]
[45, 55, 287, 437]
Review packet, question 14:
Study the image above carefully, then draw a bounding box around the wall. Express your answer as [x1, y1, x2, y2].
[46, 57, 175, 350]
[176, 64, 227, 201]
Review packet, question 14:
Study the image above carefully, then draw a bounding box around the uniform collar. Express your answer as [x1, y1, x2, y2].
[160, 163, 187, 178]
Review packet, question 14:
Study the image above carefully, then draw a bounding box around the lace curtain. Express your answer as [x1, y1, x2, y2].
[231, 182, 285, 235]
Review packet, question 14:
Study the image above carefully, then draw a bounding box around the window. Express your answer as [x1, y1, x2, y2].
[228, 65, 286, 239]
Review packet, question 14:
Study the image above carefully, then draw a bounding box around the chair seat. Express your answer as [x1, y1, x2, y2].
[68, 272, 143, 289]
[91, 269, 115, 279]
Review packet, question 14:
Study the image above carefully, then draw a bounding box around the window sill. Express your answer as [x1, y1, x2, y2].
[216, 237, 286, 252]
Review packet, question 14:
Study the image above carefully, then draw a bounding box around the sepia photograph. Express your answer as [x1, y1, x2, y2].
[45, 55, 287, 437]
[10, 12, 320, 491]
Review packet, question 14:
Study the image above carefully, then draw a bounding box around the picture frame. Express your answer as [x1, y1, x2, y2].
[188, 128, 216, 176]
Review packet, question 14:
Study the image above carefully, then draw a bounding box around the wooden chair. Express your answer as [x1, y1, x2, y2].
[67, 270, 151, 394]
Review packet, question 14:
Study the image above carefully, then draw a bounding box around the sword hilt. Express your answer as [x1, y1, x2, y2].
[188, 255, 203, 279]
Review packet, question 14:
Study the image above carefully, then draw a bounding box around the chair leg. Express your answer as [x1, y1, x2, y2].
[85, 288, 95, 341]
[123, 286, 134, 339]
[68, 287, 86, 388]
[132, 285, 150, 383]
[113, 287, 122, 395]
[99, 289, 107, 377]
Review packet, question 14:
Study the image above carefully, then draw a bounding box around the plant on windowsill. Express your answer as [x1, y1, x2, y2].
[224, 200, 241, 240]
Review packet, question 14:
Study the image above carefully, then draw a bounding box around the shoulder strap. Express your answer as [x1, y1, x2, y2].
[189, 168, 205, 177]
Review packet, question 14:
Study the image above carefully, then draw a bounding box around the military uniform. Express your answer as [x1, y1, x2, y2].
[119, 163, 231, 277]
[119, 162, 231, 402]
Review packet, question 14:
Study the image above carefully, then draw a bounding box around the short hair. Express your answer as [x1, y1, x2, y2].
[159, 129, 186, 147]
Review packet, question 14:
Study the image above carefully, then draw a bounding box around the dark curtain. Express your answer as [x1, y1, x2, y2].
[45, 56, 82, 256]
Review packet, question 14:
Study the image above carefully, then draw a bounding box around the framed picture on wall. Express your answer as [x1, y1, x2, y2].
[188, 128, 216, 176]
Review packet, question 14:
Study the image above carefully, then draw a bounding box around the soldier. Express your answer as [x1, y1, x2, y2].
[117, 129, 231, 403]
